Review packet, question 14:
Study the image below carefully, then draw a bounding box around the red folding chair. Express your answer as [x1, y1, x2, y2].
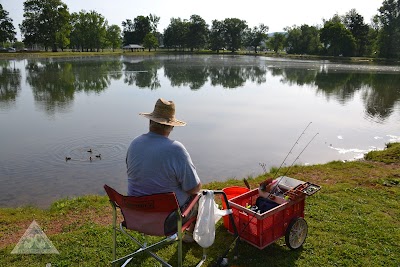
[104, 184, 206, 267]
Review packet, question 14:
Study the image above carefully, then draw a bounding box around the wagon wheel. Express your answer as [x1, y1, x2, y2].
[285, 217, 308, 250]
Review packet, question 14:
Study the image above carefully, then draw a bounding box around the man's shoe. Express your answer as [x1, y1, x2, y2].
[182, 232, 194, 243]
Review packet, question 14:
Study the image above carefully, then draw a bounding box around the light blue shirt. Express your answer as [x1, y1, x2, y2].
[126, 132, 201, 206]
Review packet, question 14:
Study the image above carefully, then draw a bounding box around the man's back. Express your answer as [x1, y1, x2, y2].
[126, 131, 200, 206]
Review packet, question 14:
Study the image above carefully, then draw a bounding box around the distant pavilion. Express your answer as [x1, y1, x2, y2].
[123, 44, 145, 52]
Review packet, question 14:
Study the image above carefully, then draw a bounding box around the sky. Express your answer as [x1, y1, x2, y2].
[2, 0, 383, 41]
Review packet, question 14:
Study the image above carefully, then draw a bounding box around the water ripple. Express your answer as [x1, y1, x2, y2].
[48, 135, 129, 167]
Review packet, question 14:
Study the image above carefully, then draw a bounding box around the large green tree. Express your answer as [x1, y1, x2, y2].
[376, 0, 400, 58]
[343, 9, 370, 56]
[320, 20, 356, 56]
[143, 32, 158, 51]
[122, 19, 134, 45]
[267, 32, 286, 53]
[284, 25, 302, 54]
[163, 18, 189, 50]
[285, 24, 326, 55]
[223, 18, 248, 52]
[133, 15, 151, 44]
[245, 24, 268, 53]
[122, 15, 153, 45]
[20, 0, 70, 51]
[186, 14, 209, 51]
[70, 10, 107, 51]
[0, 4, 16, 44]
[209, 20, 226, 53]
[148, 14, 160, 33]
[106, 24, 122, 51]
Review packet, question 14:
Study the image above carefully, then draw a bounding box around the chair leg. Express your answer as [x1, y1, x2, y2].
[111, 202, 117, 266]
[111, 234, 177, 265]
[195, 248, 207, 267]
[177, 212, 183, 267]
[120, 225, 174, 267]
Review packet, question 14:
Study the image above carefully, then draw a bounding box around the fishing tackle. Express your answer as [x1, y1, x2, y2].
[270, 132, 319, 195]
[215, 123, 315, 266]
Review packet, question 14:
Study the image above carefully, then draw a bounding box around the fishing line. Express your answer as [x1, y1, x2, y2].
[271, 132, 319, 194]
[271, 122, 312, 180]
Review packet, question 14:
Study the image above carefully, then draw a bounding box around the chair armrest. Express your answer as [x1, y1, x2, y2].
[181, 193, 201, 218]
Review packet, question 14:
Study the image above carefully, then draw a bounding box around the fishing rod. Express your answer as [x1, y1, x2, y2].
[271, 122, 312, 180]
[270, 132, 319, 195]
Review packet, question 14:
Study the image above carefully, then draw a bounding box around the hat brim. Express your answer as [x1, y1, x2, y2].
[139, 113, 186, 126]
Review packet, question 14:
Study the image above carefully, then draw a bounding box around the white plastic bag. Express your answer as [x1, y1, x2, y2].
[193, 190, 231, 248]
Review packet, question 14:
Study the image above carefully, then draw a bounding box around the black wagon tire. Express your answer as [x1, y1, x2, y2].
[285, 217, 308, 250]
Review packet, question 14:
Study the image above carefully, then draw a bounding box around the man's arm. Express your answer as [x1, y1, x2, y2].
[186, 182, 202, 195]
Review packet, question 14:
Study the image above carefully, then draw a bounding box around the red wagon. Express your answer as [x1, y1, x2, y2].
[226, 176, 320, 250]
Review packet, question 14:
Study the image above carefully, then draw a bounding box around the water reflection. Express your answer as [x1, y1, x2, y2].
[276, 66, 400, 121]
[123, 58, 161, 89]
[0, 56, 399, 122]
[363, 74, 400, 122]
[26, 60, 75, 113]
[72, 59, 122, 93]
[0, 61, 21, 108]
[164, 61, 209, 90]
[25, 58, 123, 114]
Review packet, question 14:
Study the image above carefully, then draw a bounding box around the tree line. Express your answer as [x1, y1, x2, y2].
[0, 0, 400, 58]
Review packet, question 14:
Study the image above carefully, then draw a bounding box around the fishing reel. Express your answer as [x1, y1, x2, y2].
[258, 178, 279, 199]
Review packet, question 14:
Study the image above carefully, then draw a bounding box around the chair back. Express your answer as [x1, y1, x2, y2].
[104, 185, 180, 236]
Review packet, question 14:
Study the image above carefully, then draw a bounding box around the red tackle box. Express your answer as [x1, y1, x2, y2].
[228, 188, 305, 249]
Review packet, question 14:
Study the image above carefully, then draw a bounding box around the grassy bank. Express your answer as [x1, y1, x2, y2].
[1, 143, 399, 266]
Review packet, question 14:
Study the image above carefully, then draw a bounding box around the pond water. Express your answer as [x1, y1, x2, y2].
[1, 55, 399, 207]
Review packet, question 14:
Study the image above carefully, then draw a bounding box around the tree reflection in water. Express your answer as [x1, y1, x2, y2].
[0, 56, 398, 122]
[275, 66, 400, 121]
[123, 58, 161, 90]
[25, 58, 122, 115]
[0, 61, 21, 108]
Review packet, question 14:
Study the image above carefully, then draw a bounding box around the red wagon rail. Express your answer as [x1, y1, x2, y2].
[226, 176, 319, 250]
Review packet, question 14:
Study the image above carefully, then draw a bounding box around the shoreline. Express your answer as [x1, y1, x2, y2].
[1, 50, 400, 65]
[1, 143, 398, 210]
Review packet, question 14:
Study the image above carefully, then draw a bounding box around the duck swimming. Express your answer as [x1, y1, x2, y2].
[65, 157, 71, 161]
[87, 149, 92, 153]
[95, 154, 101, 159]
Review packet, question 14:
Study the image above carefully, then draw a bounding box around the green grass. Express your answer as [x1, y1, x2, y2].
[365, 142, 400, 164]
[1, 144, 399, 266]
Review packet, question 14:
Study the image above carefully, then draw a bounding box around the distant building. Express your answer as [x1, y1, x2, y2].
[123, 44, 145, 52]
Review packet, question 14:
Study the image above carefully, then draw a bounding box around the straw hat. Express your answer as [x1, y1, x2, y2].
[139, 98, 186, 126]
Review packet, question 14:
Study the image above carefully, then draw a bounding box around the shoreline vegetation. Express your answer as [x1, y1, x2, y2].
[0, 143, 399, 266]
[1, 49, 400, 65]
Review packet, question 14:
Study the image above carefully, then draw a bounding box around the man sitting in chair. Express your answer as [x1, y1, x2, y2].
[126, 98, 202, 242]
